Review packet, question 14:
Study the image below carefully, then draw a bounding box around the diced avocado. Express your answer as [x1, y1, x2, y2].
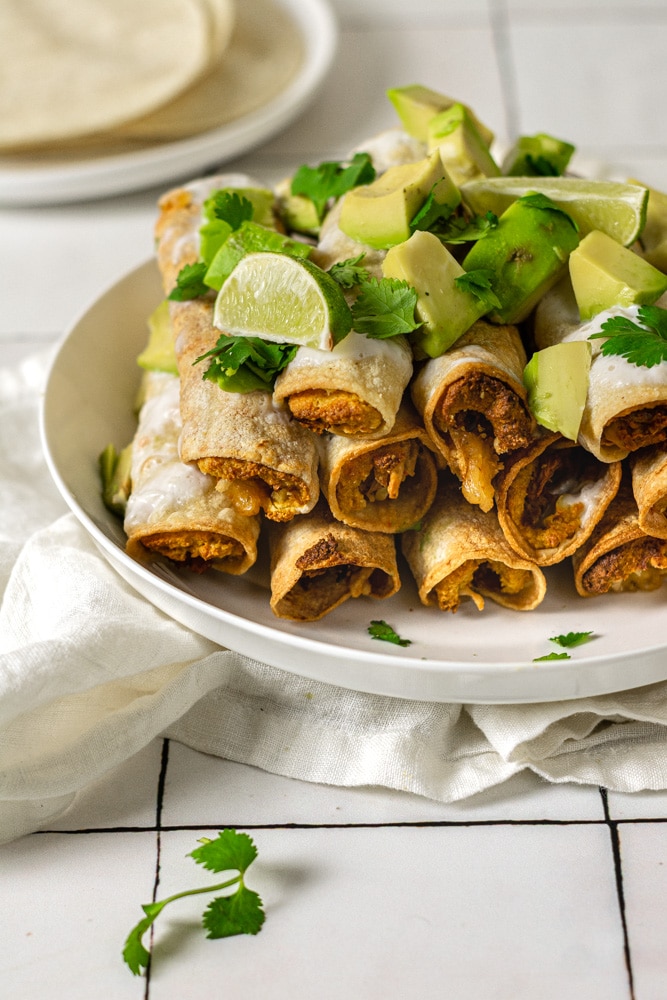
[461, 194, 580, 324]
[501, 133, 575, 177]
[204, 220, 311, 291]
[382, 230, 487, 357]
[99, 441, 133, 517]
[427, 103, 500, 187]
[199, 218, 233, 266]
[386, 84, 494, 146]
[338, 151, 460, 250]
[569, 229, 667, 320]
[280, 192, 321, 236]
[523, 340, 591, 442]
[136, 300, 178, 374]
[631, 179, 667, 273]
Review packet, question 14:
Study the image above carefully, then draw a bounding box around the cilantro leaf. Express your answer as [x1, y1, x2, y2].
[589, 305, 667, 368]
[122, 829, 264, 977]
[168, 261, 210, 301]
[455, 269, 502, 311]
[197, 335, 298, 393]
[533, 652, 571, 662]
[208, 191, 254, 230]
[432, 210, 498, 245]
[410, 185, 458, 232]
[550, 631, 593, 648]
[329, 254, 369, 289]
[203, 887, 265, 939]
[517, 192, 578, 231]
[290, 152, 376, 220]
[351, 277, 420, 339]
[368, 620, 412, 647]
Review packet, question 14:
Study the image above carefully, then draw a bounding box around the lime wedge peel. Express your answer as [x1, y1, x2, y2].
[212, 252, 352, 351]
[460, 176, 649, 246]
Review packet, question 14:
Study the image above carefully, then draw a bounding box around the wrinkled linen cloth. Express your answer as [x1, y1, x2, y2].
[3, 351, 667, 845]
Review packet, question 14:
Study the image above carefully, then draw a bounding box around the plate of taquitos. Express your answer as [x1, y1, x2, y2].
[41, 91, 667, 704]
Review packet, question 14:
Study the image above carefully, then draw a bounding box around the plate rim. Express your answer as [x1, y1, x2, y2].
[0, 0, 338, 206]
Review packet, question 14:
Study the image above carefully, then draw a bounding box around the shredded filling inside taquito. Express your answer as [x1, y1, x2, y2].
[286, 388, 383, 436]
[434, 372, 535, 511]
[603, 404, 667, 452]
[433, 560, 536, 612]
[336, 440, 421, 511]
[581, 538, 667, 595]
[507, 448, 601, 551]
[139, 530, 244, 572]
[197, 457, 310, 520]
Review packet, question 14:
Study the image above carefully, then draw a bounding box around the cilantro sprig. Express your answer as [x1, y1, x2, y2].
[590, 305, 667, 368]
[368, 620, 412, 647]
[168, 261, 210, 301]
[533, 630, 594, 662]
[197, 335, 298, 392]
[455, 269, 502, 311]
[350, 276, 420, 339]
[427, 210, 499, 245]
[123, 829, 265, 976]
[290, 152, 376, 222]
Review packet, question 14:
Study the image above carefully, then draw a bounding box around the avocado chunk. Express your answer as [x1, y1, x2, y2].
[523, 340, 591, 442]
[569, 229, 667, 320]
[338, 151, 460, 250]
[386, 84, 494, 146]
[632, 179, 667, 273]
[501, 133, 575, 177]
[382, 230, 488, 357]
[427, 103, 500, 187]
[136, 300, 178, 374]
[99, 441, 133, 517]
[461, 193, 580, 324]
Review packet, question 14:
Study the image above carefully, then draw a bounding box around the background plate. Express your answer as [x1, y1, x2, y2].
[0, 0, 337, 206]
[41, 259, 667, 704]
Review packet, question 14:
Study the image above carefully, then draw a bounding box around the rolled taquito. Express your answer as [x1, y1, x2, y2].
[124, 372, 259, 573]
[495, 431, 622, 566]
[317, 401, 438, 532]
[410, 319, 537, 512]
[268, 500, 401, 621]
[572, 475, 667, 597]
[631, 446, 667, 539]
[402, 474, 547, 612]
[534, 304, 667, 463]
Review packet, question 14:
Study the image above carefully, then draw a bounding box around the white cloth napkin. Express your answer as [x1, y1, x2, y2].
[3, 351, 667, 845]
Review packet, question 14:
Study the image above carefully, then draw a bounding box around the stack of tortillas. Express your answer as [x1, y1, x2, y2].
[0, 0, 303, 157]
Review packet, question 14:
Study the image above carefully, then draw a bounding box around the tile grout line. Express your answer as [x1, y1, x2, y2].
[600, 788, 636, 1000]
[144, 737, 171, 999]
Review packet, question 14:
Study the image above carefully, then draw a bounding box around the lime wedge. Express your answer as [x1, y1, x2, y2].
[213, 252, 352, 350]
[461, 176, 648, 246]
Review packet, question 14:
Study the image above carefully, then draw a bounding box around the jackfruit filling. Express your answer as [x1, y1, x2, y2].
[581, 538, 667, 595]
[197, 457, 309, 520]
[603, 404, 667, 452]
[287, 388, 382, 436]
[433, 559, 534, 612]
[336, 440, 421, 511]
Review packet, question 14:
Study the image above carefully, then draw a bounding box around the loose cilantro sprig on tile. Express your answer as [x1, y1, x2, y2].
[350, 276, 420, 339]
[368, 620, 412, 647]
[197, 335, 298, 393]
[290, 152, 376, 222]
[589, 305, 667, 368]
[123, 829, 265, 977]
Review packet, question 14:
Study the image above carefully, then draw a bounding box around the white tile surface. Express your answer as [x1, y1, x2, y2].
[618, 821, 667, 1000]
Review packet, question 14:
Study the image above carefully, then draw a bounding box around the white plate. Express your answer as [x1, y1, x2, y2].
[0, 0, 337, 207]
[41, 259, 667, 704]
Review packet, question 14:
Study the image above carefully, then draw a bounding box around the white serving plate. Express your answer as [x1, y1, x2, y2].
[41, 259, 667, 704]
[0, 0, 337, 206]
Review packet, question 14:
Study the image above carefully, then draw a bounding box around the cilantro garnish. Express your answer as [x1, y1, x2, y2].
[122, 829, 265, 976]
[431, 210, 499, 245]
[197, 335, 298, 393]
[589, 305, 667, 368]
[410, 185, 458, 233]
[208, 190, 255, 230]
[351, 276, 420, 339]
[329, 254, 369, 289]
[533, 651, 571, 662]
[455, 269, 502, 311]
[368, 620, 412, 647]
[168, 261, 209, 301]
[550, 630, 593, 648]
[517, 192, 578, 231]
[290, 152, 376, 221]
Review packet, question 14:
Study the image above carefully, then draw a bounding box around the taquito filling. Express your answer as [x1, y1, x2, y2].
[581, 537, 667, 595]
[197, 457, 311, 521]
[139, 530, 244, 571]
[335, 440, 421, 511]
[434, 373, 535, 511]
[433, 560, 535, 612]
[603, 403, 667, 452]
[286, 388, 383, 436]
[507, 448, 601, 551]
